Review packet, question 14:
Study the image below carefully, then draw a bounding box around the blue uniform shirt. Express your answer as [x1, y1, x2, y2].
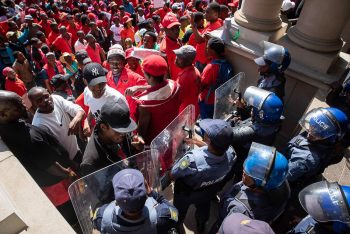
[171, 146, 236, 190]
[283, 132, 335, 183]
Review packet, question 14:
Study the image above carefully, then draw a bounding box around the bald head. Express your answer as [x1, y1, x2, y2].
[0, 91, 27, 124]
[28, 87, 54, 113]
[28, 87, 46, 101]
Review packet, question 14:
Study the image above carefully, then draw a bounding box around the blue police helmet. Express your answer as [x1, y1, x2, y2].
[243, 142, 288, 191]
[299, 181, 350, 224]
[244, 86, 283, 123]
[255, 41, 290, 73]
[300, 107, 348, 142]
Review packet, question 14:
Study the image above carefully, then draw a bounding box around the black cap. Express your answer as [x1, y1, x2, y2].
[83, 62, 107, 86]
[75, 50, 92, 65]
[208, 37, 225, 55]
[100, 101, 137, 133]
[50, 74, 70, 88]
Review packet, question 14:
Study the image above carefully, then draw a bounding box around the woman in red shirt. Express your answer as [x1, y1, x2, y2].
[43, 53, 65, 93]
[120, 16, 135, 49]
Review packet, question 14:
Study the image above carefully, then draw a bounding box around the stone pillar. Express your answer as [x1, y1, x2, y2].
[234, 0, 283, 32]
[287, 0, 350, 52]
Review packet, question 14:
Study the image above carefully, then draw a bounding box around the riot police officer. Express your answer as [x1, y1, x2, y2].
[253, 41, 291, 101]
[283, 107, 348, 186]
[170, 119, 236, 232]
[215, 142, 290, 232]
[288, 180, 350, 234]
[93, 168, 179, 233]
[326, 70, 350, 148]
[231, 86, 284, 182]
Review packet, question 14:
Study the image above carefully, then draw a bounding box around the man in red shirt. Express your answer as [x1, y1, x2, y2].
[85, 34, 106, 64]
[105, 48, 146, 111]
[130, 55, 181, 145]
[66, 14, 81, 46]
[47, 22, 60, 46]
[38, 13, 52, 37]
[154, 2, 171, 20]
[159, 13, 182, 81]
[52, 26, 73, 55]
[125, 48, 143, 77]
[3, 67, 27, 97]
[174, 45, 201, 118]
[191, 2, 223, 72]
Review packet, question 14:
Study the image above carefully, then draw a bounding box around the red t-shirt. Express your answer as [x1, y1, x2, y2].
[159, 36, 182, 81]
[177, 66, 201, 118]
[47, 31, 59, 46]
[75, 93, 96, 128]
[121, 27, 135, 43]
[52, 34, 73, 54]
[195, 20, 223, 64]
[67, 23, 81, 45]
[5, 77, 27, 97]
[85, 43, 103, 64]
[199, 62, 220, 104]
[43, 61, 65, 81]
[155, 8, 171, 20]
[106, 68, 147, 120]
[38, 20, 52, 36]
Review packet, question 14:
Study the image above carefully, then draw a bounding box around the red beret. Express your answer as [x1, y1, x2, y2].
[142, 55, 168, 77]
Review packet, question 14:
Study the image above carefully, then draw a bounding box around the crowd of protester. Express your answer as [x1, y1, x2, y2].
[2, 0, 350, 234]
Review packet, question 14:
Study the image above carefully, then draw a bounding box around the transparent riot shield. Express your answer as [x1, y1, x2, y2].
[150, 105, 195, 190]
[213, 72, 244, 120]
[68, 150, 159, 234]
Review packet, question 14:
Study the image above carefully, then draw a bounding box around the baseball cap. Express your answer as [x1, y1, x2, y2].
[24, 15, 33, 21]
[46, 52, 55, 58]
[83, 62, 107, 86]
[2, 67, 14, 77]
[173, 45, 196, 61]
[142, 55, 168, 77]
[107, 48, 126, 60]
[199, 119, 233, 151]
[123, 16, 133, 24]
[219, 213, 275, 234]
[113, 169, 147, 213]
[50, 74, 70, 88]
[75, 50, 92, 65]
[110, 44, 124, 51]
[100, 101, 137, 133]
[254, 57, 267, 66]
[208, 37, 225, 55]
[172, 3, 182, 10]
[162, 12, 180, 29]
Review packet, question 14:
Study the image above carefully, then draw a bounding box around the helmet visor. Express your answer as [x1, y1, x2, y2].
[243, 86, 271, 110]
[299, 108, 339, 140]
[299, 181, 350, 224]
[244, 142, 275, 186]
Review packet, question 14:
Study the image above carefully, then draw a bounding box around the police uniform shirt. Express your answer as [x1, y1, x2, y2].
[171, 146, 235, 190]
[284, 132, 335, 183]
[93, 191, 178, 234]
[219, 181, 290, 223]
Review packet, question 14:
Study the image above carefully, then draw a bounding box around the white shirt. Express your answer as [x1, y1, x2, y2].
[74, 39, 88, 52]
[110, 24, 123, 43]
[83, 85, 128, 119]
[138, 14, 145, 23]
[32, 95, 84, 160]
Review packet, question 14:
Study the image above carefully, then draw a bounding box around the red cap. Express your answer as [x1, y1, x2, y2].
[28, 8, 37, 14]
[125, 48, 135, 59]
[122, 16, 133, 24]
[142, 55, 168, 77]
[162, 12, 180, 29]
[228, 0, 239, 7]
[88, 13, 97, 20]
[2, 67, 13, 77]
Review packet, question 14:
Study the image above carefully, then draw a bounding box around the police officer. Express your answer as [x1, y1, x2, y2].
[170, 119, 236, 232]
[215, 142, 290, 233]
[283, 107, 348, 187]
[288, 180, 350, 234]
[326, 70, 350, 149]
[253, 41, 291, 101]
[231, 86, 284, 182]
[93, 168, 179, 233]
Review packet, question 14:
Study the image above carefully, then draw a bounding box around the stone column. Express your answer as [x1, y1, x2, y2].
[234, 0, 283, 32]
[287, 0, 350, 52]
